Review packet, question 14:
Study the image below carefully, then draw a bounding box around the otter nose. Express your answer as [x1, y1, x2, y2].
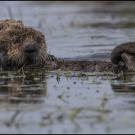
[24, 45, 38, 54]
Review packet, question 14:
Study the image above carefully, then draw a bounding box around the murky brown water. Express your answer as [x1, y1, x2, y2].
[0, 1, 135, 134]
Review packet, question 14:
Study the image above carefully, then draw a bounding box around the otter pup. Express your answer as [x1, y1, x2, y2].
[111, 42, 135, 73]
[0, 19, 54, 69]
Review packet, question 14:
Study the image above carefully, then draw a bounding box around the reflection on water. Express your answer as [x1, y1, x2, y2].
[111, 73, 135, 93]
[0, 70, 47, 103]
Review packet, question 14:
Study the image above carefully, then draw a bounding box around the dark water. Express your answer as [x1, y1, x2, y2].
[0, 1, 135, 134]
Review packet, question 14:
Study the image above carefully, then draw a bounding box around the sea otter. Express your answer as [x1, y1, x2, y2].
[111, 42, 135, 73]
[0, 19, 49, 69]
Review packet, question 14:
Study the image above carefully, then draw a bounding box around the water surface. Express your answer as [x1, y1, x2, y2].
[0, 1, 135, 134]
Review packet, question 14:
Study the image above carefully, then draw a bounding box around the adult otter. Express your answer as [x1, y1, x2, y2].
[0, 19, 50, 69]
[111, 42, 135, 73]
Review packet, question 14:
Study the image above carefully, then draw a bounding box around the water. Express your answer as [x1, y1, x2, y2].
[0, 1, 135, 134]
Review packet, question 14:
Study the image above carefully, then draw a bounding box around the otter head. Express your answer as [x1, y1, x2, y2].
[0, 20, 47, 69]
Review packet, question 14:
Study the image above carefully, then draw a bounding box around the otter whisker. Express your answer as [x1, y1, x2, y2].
[38, 50, 46, 65]
[8, 50, 25, 67]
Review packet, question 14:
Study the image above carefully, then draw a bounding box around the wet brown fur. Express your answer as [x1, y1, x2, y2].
[0, 19, 47, 68]
[111, 42, 135, 73]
